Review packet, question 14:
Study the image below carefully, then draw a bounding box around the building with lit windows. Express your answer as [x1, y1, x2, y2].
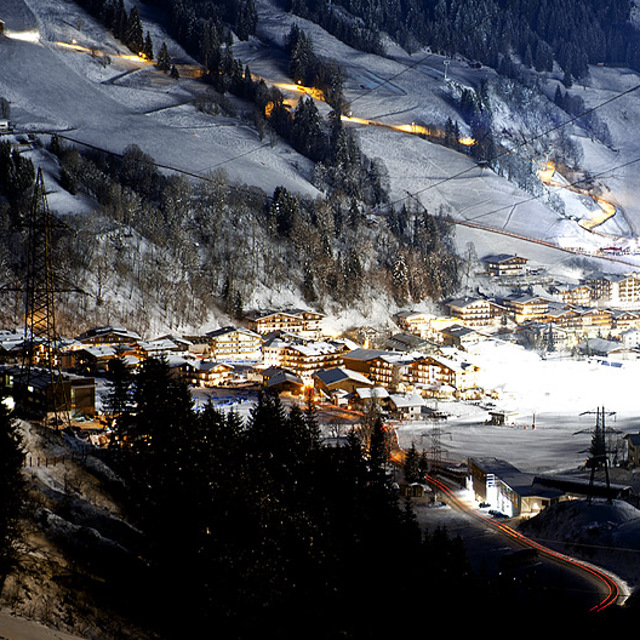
[482, 254, 528, 277]
[206, 326, 263, 363]
[446, 296, 502, 327]
[467, 457, 563, 518]
[243, 309, 324, 338]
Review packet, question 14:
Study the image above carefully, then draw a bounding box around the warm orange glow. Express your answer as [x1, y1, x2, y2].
[54, 41, 152, 65]
[537, 160, 617, 230]
[264, 101, 275, 118]
[537, 160, 557, 185]
[54, 40, 93, 54]
[341, 115, 373, 126]
[341, 115, 475, 145]
[274, 82, 325, 102]
[426, 474, 620, 613]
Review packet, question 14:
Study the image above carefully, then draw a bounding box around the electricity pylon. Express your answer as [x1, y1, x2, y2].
[578, 407, 617, 504]
[19, 169, 70, 428]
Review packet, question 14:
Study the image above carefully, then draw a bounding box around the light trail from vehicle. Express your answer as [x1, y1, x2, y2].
[425, 474, 622, 613]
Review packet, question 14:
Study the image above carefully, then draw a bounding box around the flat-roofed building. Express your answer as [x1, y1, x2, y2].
[468, 457, 563, 517]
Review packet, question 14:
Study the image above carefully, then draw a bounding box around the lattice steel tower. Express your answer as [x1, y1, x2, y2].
[20, 169, 69, 427]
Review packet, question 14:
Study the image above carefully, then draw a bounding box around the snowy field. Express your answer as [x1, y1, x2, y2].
[397, 340, 640, 475]
[1, 0, 639, 267]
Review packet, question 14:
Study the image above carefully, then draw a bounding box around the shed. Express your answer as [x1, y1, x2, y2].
[488, 410, 518, 426]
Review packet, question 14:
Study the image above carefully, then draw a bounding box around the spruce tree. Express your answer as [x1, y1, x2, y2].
[403, 442, 421, 483]
[125, 7, 144, 55]
[0, 397, 25, 596]
[143, 31, 154, 60]
[156, 42, 171, 72]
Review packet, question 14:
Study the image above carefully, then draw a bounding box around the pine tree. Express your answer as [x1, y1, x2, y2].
[104, 356, 134, 445]
[143, 31, 154, 61]
[0, 398, 25, 596]
[403, 442, 421, 483]
[125, 7, 144, 55]
[156, 41, 171, 72]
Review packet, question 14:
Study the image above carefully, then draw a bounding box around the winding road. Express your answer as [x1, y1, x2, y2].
[425, 474, 625, 614]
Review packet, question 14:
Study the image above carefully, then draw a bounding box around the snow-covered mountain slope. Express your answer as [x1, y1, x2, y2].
[1, 0, 639, 334]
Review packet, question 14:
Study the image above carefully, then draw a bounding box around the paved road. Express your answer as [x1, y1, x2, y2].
[419, 475, 624, 615]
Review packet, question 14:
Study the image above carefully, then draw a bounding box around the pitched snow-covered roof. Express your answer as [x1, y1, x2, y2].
[314, 367, 372, 387]
[389, 393, 424, 408]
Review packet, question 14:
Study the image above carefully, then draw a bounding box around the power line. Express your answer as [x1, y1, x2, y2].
[379, 80, 640, 214]
[463, 154, 640, 224]
[347, 0, 521, 107]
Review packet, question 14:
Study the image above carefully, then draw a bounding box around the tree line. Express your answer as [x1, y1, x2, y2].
[15, 135, 457, 333]
[101, 356, 473, 637]
[284, 0, 640, 78]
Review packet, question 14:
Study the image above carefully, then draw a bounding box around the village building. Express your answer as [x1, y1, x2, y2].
[467, 457, 563, 518]
[551, 283, 594, 307]
[183, 360, 234, 387]
[482, 254, 528, 277]
[243, 309, 324, 338]
[205, 326, 263, 363]
[586, 273, 640, 305]
[517, 322, 576, 351]
[73, 344, 118, 375]
[487, 410, 519, 426]
[572, 307, 614, 336]
[351, 386, 390, 412]
[153, 334, 193, 352]
[384, 332, 438, 353]
[137, 337, 185, 359]
[388, 393, 425, 420]
[1, 366, 96, 419]
[544, 303, 580, 330]
[275, 340, 346, 384]
[394, 311, 435, 338]
[502, 294, 550, 324]
[403, 354, 478, 393]
[76, 326, 142, 349]
[439, 324, 485, 348]
[394, 311, 452, 340]
[367, 353, 407, 389]
[579, 337, 636, 361]
[0, 331, 26, 364]
[445, 296, 502, 327]
[619, 328, 640, 349]
[264, 369, 304, 395]
[624, 433, 640, 467]
[341, 348, 395, 376]
[611, 310, 640, 332]
[313, 367, 373, 399]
